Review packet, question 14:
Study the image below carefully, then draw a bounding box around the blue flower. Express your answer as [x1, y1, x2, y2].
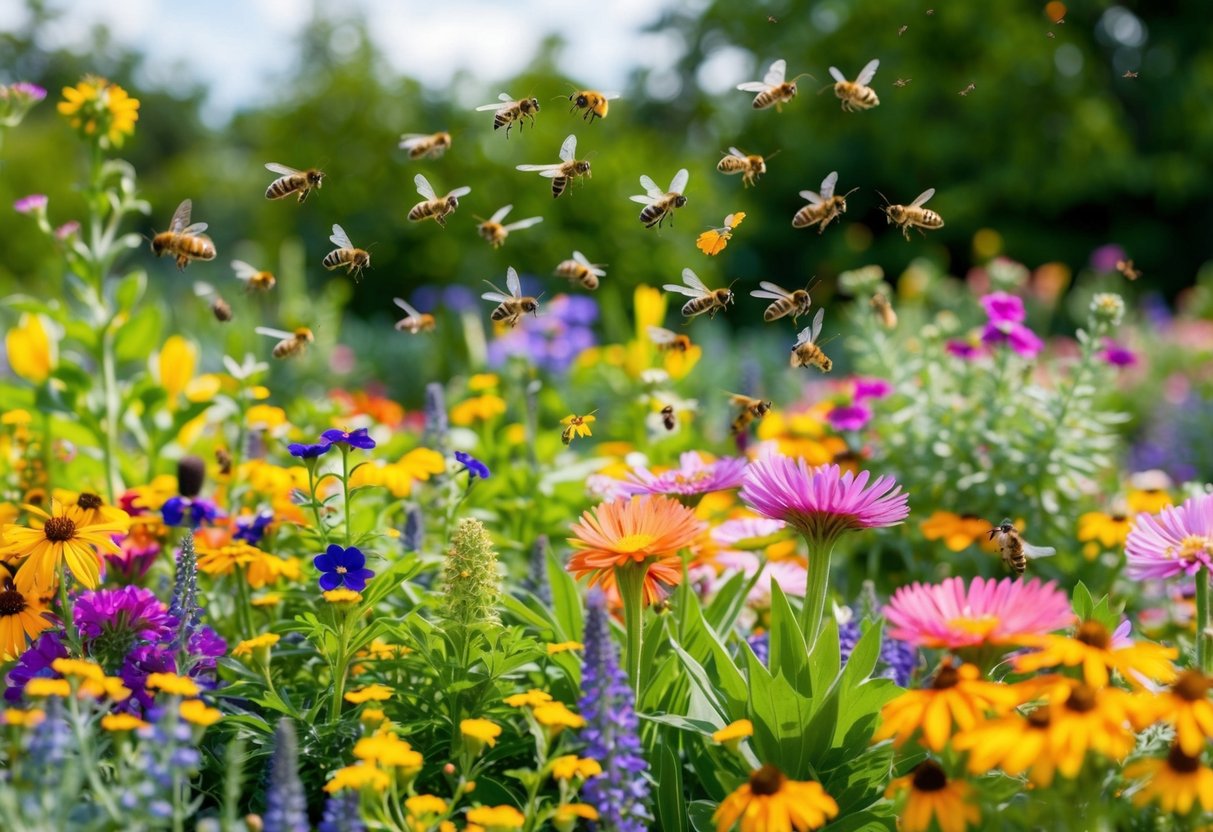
[234, 509, 274, 545]
[313, 544, 374, 592]
[454, 450, 490, 480]
[321, 427, 376, 450]
[287, 440, 332, 459]
[162, 496, 221, 528]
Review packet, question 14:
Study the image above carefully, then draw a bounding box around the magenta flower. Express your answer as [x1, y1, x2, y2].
[616, 451, 747, 500]
[1090, 243, 1126, 273]
[827, 403, 872, 432]
[946, 339, 983, 360]
[13, 194, 47, 215]
[981, 319, 1043, 358]
[54, 221, 80, 240]
[1126, 493, 1213, 580]
[980, 292, 1026, 324]
[854, 377, 892, 401]
[73, 586, 174, 644]
[884, 576, 1074, 650]
[1101, 339, 1138, 368]
[9, 82, 47, 103]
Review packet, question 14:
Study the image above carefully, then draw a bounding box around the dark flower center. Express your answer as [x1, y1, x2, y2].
[931, 661, 960, 690]
[0, 587, 27, 616]
[1168, 744, 1201, 774]
[748, 764, 786, 796]
[1026, 706, 1052, 728]
[1111, 513, 1127, 523]
[1064, 684, 1097, 713]
[911, 760, 947, 792]
[1173, 670, 1211, 702]
[43, 516, 77, 542]
[1075, 620, 1110, 649]
[77, 493, 104, 510]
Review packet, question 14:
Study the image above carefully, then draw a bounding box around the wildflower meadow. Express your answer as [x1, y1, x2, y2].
[2, 2, 1213, 830]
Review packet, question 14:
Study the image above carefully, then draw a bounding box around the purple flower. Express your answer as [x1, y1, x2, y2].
[74, 586, 174, 645]
[1101, 339, 1138, 368]
[106, 534, 161, 582]
[162, 495, 222, 528]
[946, 339, 983, 360]
[234, 509, 274, 545]
[120, 644, 178, 713]
[9, 82, 47, 102]
[486, 293, 599, 373]
[854, 378, 892, 401]
[319, 791, 365, 832]
[55, 221, 80, 240]
[616, 451, 747, 500]
[314, 544, 373, 592]
[827, 403, 872, 432]
[264, 720, 309, 832]
[13, 194, 47, 215]
[981, 320, 1043, 358]
[287, 440, 332, 459]
[980, 291, 1026, 324]
[321, 427, 376, 450]
[454, 450, 490, 480]
[1126, 493, 1213, 581]
[1090, 243, 1126, 273]
[4, 632, 68, 704]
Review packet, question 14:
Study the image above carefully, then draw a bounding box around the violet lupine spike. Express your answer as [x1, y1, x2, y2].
[263, 720, 309, 832]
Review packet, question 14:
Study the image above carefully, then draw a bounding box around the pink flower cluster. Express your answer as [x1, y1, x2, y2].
[979, 292, 1043, 358]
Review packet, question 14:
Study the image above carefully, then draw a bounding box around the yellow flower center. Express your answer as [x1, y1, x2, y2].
[1172, 535, 1213, 563]
[673, 470, 713, 486]
[1173, 670, 1211, 702]
[613, 533, 657, 553]
[748, 764, 786, 796]
[947, 616, 1000, 637]
[911, 760, 947, 792]
[1168, 744, 1201, 774]
[43, 516, 77, 542]
[1075, 620, 1110, 650]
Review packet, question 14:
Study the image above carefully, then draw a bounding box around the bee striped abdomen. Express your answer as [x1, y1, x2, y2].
[408, 202, 436, 222]
[551, 176, 568, 198]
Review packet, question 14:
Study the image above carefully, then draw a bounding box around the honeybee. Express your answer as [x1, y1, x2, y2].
[474, 92, 540, 136]
[728, 394, 772, 435]
[193, 282, 232, 323]
[398, 131, 452, 160]
[750, 281, 813, 323]
[231, 260, 275, 293]
[215, 448, 232, 477]
[695, 212, 745, 256]
[988, 519, 1056, 576]
[408, 174, 471, 227]
[560, 411, 597, 446]
[1123, 70, 1139, 79]
[663, 268, 734, 319]
[516, 134, 591, 198]
[648, 326, 693, 353]
[481, 267, 540, 328]
[882, 188, 945, 239]
[1116, 259, 1141, 280]
[568, 89, 619, 122]
[830, 59, 881, 111]
[631, 168, 689, 229]
[151, 199, 216, 270]
[263, 163, 325, 203]
[660, 404, 677, 431]
[790, 308, 832, 372]
[737, 59, 811, 110]
[958, 82, 976, 97]
[898, 24, 908, 36]
[894, 78, 912, 87]
[476, 204, 543, 248]
[323, 224, 371, 280]
[555, 251, 606, 291]
[793, 171, 856, 233]
[871, 292, 898, 329]
[256, 326, 314, 360]
[392, 298, 436, 334]
[716, 147, 770, 187]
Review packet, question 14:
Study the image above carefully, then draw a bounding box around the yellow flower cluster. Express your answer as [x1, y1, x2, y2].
[58, 75, 139, 148]
[755, 403, 846, 465]
[348, 447, 445, 497]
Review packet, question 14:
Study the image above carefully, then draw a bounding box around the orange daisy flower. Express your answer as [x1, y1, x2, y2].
[4, 502, 125, 594]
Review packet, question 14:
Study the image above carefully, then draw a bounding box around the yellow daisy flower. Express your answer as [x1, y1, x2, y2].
[553, 804, 599, 830]
[920, 511, 992, 552]
[711, 719, 754, 752]
[1013, 620, 1177, 687]
[5, 314, 55, 384]
[550, 755, 602, 781]
[451, 395, 507, 426]
[1124, 744, 1213, 815]
[713, 764, 839, 832]
[1129, 670, 1213, 756]
[324, 762, 390, 793]
[101, 713, 149, 732]
[406, 794, 448, 819]
[0, 574, 53, 660]
[179, 699, 222, 726]
[57, 75, 139, 147]
[504, 689, 553, 708]
[532, 701, 586, 734]
[232, 633, 281, 659]
[4, 502, 125, 594]
[466, 805, 525, 831]
[145, 672, 200, 697]
[353, 731, 423, 771]
[886, 760, 980, 832]
[460, 718, 502, 750]
[1077, 510, 1133, 549]
[344, 684, 393, 704]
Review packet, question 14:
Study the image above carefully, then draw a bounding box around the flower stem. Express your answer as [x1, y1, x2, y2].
[801, 538, 834, 651]
[99, 325, 122, 503]
[614, 561, 649, 698]
[1197, 566, 1211, 674]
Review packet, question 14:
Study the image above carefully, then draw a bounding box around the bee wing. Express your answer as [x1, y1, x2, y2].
[398, 133, 427, 148]
[793, 325, 813, 347]
[810, 307, 825, 341]
[573, 250, 592, 267]
[662, 283, 704, 298]
[856, 58, 880, 86]
[393, 297, 421, 317]
[829, 66, 846, 83]
[629, 194, 657, 205]
[799, 190, 824, 205]
[639, 175, 663, 198]
[498, 92, 514, 102]
[1024, 543, 1058, 560]
[503, 217, 543, 231]
[414, 174, 437, 200]
[170, 199, 192, 233]
[265, 162, 300, 176]
[764, 59, 787, 86]
[910, 188, 936, 208]
[506, 267, 521, 298]
[647, 326, 677, 344]
[490, 204, 513, 223]
[601, 92, 621, 100]
[736, 81, 773, 92]
[255, 326, 295, 340]
[330, 224, 353, 249]
[475, 102, 507, 111]
[231, 260, 258, 280]
[481, 281, 509, 302]
[820, 170, 839, 200]
[753, 281, 792, 299]
[682, 268, 710, 292]
[669, 168, 689, 194]
[447, 186, 472, 198]
[750, 289, 786, 300]
[559, 134, 577, 162]
[727, 147, 746, 158]
[181, 223, 208, 235]
[193, 281, 215, 297]
[516, 163, 563, 173]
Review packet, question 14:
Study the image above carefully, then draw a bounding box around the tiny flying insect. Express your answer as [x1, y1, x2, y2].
[193, 282, 232, 323]
[737, 59, 812, 111]
[408, 174, 471, 227]
[881, 188, 945, 239]
[474, 92, 540, 137]
[647, 326, 693, 353]
[255, 326, 314, 360]
[263, 162, 325, 203]
[663, 268, 734, 319]
[398, 131, 452, 160]
[660, 404, 677, 431]
[567, 89, 620, 123]
[988, 518, 1056, 576]
[151, 199, 216, 270]
[630, 168, 690, 229]
[322, 224, 371, 280]
[560, 411, 597, 446]
[793, 171, 857, 233]
[750, 280, 814, 323]
[554, 251, 606, 291]
[1123, 70, 1139, 79]
[790, 308, 833, 372]
[898, 24, 908, 36]
[829, 59, 881, 111]
[231, 260, 276, 293]
[871, 292, 898, 329]
[516, 134, 591, 198]
[392, 298, 436, 334]
[728, 394, 772, 436]
[481, 266, 540, 328]
[958, 82, 976, 96]
[476, 204, 543, 248]
[894, 78, 912, 87]
[695, 212, 745, 256]
[215, 447, 232, 477]
[1116, 259, 1141, 280]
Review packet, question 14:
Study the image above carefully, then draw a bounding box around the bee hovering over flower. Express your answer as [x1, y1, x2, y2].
[567, 88, 620, 123]
[881, 188, 944, 240]
[790, 308, 833, 372]
[475, 92, 540, 137]
[256, 326, 314, 360]
[476, 204, 543, 248]
[560, 411, 597, 446]
[408, 175, 471, 227]
[263, 162, 325, 203]
[871, 292, 898, 329]
[322, 224, 370, 280]
[829, 59, 881, 111]
[663, 268, 734, 320]
[728, 394, 772, 436]
[398, 131, 452, 160]
[793, 171, 856, 233]
[647, 326, 693, 353]
[988, 519, 1056, 576]
[695, 212, 745, 256]
[716, 148, 773, 187]
[737, 59, 812, 110]
[750, 280, 814, 323]
[231, 260, 275, 293]
[1116, 259, 1141, 281]
[631, 168, 689, 229]
[516, 134, 591, 198]
[555, 251, 606, 291]
[151, 199, 216, 270]
[481, 267, 540, 329]
[392, 298, 435, 334]
[193, 282, 232, 323]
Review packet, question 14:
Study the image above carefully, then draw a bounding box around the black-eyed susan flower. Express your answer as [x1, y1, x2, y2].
[1124, 744, 1213, 815]
[4, 502, 126, 594]
[1014, 619, 1177, 687]
[1129, 670, 1213, 756]
[57, 75, 139, 148]
[920, 511, 991, 552]
[0, 573, 53, 660]
[886, 760, 980, 832]
[713, 764, 839, 832]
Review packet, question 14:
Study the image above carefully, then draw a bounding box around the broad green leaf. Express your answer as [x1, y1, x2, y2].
[655, 739, 690, 832]
[767, 582, 812, 696]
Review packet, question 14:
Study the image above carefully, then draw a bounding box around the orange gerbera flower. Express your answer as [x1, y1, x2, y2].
[4, 502, 125, 594]
[567, 496, 704, 605]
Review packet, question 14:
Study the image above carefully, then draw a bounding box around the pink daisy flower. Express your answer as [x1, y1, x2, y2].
[1126, 493, 1213, 581]
[885, 576, 1074, 649]
[616, 451, 747, 500]
[711, 517, 787, 548]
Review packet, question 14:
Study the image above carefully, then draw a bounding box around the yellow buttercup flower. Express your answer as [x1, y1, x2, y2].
[354, 731, 423, 771]
[345, 684, 393, 704]
[550, 755, 602, 781]
[406, 794, 448, 819]
[5, 502, 125, 594]
[2, 708, 45, 727]
[466, 805, 525, 831]
[155, 336, 197, 405]
[52, 658, 104, 681]
[451, 395, 507, 426]
[714, 764, 839, 832]
[1124, 744, 1213, 815]
[504, 689, 553, 708]
[5, 314, 55, 384]
[324, 762, 390, 793]
[252, 593, 282, 607]
[101, 713, 149, 732]
[232, 633, 280, 659]
[24, 678, 70, 698]
[546, 641, 583, 656]
[460, 718, 502, 750]
[360, 708, 387, 726]
[146, 673, 200, 697]
[885, 760, 980, 832]
[532, 701, 586, 734]
[180, 699, 222, 726]
[58, 76, 139, 147]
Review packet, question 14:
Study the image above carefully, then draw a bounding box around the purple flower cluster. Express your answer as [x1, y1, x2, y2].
[319, 791, 365, 832]
[487, 293, 598, 373]
[838, 602, 918, 687]
[264, 720, 309, 832]
[979, 292, 1043, 358]
[579, 589, 652, 832]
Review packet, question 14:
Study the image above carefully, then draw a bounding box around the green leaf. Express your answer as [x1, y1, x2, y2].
[654, 739, 689, 832]
[843, 618, 884, 688]
[808, 617, 841, 701]
[668, 639, 731, 723]
[547, 549, 583, 643]
[767, 582, 812, 696]
[1071, 581, 1094, 621]
[114, 305, 164, 363]
[112, 269, 147, 313]
[688, 800, 718, 832]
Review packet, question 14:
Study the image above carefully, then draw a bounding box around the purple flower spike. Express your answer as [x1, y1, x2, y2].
[314, 544, 374, 592]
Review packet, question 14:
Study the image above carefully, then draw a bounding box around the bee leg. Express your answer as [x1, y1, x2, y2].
[176, 255, 188, 271]
[298, 189, 309, 204]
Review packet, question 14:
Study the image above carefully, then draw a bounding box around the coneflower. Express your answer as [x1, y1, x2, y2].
[263, 719, 308, 832]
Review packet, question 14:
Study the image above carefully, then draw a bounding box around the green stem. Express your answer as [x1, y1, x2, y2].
[801, 538, 835, 652]
[58, 563, 81, 654]
[1197, 566, 1211, 674]
[615, 561, 649, 698]
[328, 609, 353, 722]
[66, 696, 120, 820]
[99, 325, 122, 503]
[341, 446, 352, 547]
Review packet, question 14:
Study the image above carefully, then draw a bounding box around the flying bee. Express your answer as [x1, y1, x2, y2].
[516, 134, 591, 198]
[151, 199, 216, 270]
[898, 24, 908, 36]
[716, 147, 771, 187]
[630, 168, 689, 229]
[881, 188, 945, 239]
[790, 308, 833, 372]
[958, 82, 976, 96]
[555, 251, 606, 291]
[1123, 70, 1139, 79]
[793, 171, 857, 233]
[728, 394, 772, 435]
[392, 298, 435, 334]
[660, 404, 677, 431]
[829, 59, 881, 111]
[894, 77, 912, 87]
[695, 212, 745, 256]
[398, 131, 452, 160]
[263, 162, 325, 203]
[215, 447, 232, 477]
[474, 92, 540, 136]
[481, 267, 540, 328]
[408, 174, 471, 227]
[193, 282, 232, 323]
[663, 268, 734, 320]
[476, 204, 543, 248]
[322, 224, 371, 280]
[751, 280, 813, 323]
[648, 326, 693, 353]
[560, 411, 597, 446]
[737, 59, 812, 110]
[255, 326, 314, 360]
[567, 89, 619, 122]
[231, 260, 276, 293]
[1116, 259, 1141, 280]
[871, 292, 898, 329]
[988, 519, 1056, 576]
